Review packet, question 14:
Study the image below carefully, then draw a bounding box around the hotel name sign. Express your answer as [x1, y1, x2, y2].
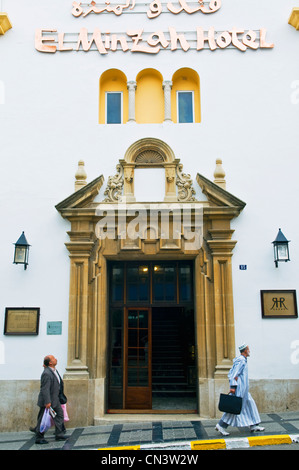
[35, 1, 274, 55]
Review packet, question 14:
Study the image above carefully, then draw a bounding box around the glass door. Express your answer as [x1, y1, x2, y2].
[124, 308, 152, 409]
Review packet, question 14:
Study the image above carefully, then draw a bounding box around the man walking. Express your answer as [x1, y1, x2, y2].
[216, 343, 265, 436]
[34, 355, 68, 444]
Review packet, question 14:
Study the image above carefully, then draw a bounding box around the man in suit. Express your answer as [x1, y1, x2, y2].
[34, 355, 68, 444]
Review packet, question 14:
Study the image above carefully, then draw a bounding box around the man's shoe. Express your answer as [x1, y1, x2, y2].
[29, 426, 36, 433]
[35, 438, 49, 444]
[215, 423, 230, 436]
[55, 434, 69, 441]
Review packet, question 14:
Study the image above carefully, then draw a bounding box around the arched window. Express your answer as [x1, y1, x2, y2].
[99, 69, 128, 124]
[135, 69, 164, 124]
[171, 68, 201, 123]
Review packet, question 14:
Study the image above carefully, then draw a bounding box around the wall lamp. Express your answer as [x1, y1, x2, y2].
[13, 231, 30, 270]
[272, 228, 290, 268]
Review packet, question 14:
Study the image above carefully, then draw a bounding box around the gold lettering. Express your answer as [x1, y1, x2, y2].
[83, 1, 106, 17]
[76, 27, 107, 54]
[35, 29, 57, 53]
[71, 1, 83, 17]
[259, 28, 274, 48]
[200, 0, 222, 14]
[167, 0, 199, 14]
[147, 0, 162, 18]
[105, 31, 110, 50]
[242, 30, 258, 50]
[216, 31, 231, 49]
[169, 26, 190, 51]
[80, 0, 135, 17]
[58, 33, 73, 51]
[127, 29, 160, 54]
[230, 28, 247, 51]
[147, 30, 169, 49]
[111, 34, 130, 52]
[196, 27, 217, 51]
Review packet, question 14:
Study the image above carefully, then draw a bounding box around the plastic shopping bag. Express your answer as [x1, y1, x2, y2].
[40, 408, 52, 433]
[61, 404, 69, 422]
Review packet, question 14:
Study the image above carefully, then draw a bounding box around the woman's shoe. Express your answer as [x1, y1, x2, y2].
[250, 425, 265, 432]
[215, 423, 230, 436]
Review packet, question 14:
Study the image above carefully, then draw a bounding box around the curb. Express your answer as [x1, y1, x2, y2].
[190, 434, 298, 450]
[98, 434, 299, 451]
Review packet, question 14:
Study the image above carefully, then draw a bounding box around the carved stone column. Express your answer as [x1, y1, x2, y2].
[207, 227, 237, 378]
[127, 80, 137, 123]
[162, 80, 173, 122]
[64, 230, 95, 379]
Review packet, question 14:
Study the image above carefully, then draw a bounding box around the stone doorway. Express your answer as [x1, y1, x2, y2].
[56, 138, 245, 425]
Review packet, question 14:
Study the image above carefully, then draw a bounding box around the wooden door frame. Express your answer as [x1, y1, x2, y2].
[124, 307, 152, 409]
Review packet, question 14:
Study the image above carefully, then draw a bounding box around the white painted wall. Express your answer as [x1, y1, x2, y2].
[0, 0, 298, 380]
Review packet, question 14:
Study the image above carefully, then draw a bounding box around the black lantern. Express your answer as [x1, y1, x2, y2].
[272, 228, 290, 268]
[13, 231, 30, 270]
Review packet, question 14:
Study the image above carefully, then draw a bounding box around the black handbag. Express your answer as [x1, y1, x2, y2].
[218, 393, 242, 415]
[59, 391, 67, 405]
[57, 371, 67, 404]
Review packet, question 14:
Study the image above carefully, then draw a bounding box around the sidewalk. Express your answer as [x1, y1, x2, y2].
[0, 411, 299, 451]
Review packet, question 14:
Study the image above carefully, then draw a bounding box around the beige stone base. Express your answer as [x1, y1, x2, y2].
[1, 378, 299, 432]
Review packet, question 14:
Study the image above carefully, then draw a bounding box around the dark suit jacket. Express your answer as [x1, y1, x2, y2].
[37, 367, 61, 408]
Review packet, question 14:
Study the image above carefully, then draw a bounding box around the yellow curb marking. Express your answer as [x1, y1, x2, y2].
[191, 439, 226, 450]
[248, 434, 292, 447]
[98, 445, 140, 450]
[97, 434, 295, 451]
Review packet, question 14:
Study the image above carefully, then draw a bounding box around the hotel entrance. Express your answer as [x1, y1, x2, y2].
[108, 261, 197, 412]
[56, 137, 244, 424]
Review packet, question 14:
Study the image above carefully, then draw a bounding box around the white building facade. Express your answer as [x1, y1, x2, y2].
[0, 0, 299, 430]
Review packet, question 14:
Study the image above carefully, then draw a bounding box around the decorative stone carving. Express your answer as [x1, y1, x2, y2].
[135, 150, 164, 164]
[124, 166, 134, 183]
[164, 164, 177, 201]
[103, 164, 124, 202]
[75, 160, 87, 191]
[176, 163, 196, 202]
[213, 159, 226, 189]
[165, 167, 175, 182]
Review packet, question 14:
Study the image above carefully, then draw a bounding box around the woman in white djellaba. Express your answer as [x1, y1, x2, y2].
[216, 343, 265, 436]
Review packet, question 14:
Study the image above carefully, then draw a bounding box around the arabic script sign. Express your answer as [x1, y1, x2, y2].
[71, 0, 222, 18]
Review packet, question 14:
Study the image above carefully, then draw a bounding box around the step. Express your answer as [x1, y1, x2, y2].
[152, 372, 186, 378]
[152, 352, 183, 358]
[152, 391, 197, 397]
[152, 378, 187, 384]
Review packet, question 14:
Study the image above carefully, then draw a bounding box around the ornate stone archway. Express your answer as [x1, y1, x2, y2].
[103, 138, 196, 203]
[56, 140, 245, 426]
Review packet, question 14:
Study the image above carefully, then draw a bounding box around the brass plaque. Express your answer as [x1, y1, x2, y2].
[4, 308, 40, 335]
[261, 291, 298, 318]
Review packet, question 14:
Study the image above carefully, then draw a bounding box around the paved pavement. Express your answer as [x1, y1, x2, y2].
[0, 411, 299, 451]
